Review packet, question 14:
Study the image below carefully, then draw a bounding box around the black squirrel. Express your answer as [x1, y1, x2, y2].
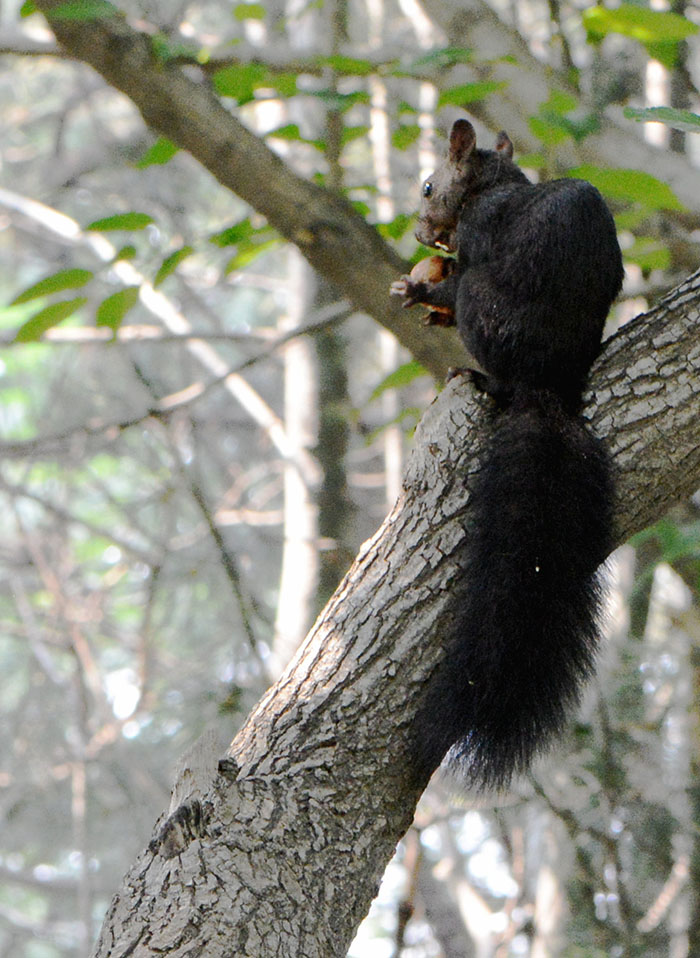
[391, 118, 623, 789]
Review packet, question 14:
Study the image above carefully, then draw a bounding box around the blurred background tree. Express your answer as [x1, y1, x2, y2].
[0, 0, 699, 955]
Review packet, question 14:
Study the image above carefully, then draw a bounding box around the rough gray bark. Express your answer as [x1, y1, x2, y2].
[91, 269, 700, 957]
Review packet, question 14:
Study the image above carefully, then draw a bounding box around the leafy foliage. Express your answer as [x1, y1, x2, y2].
[96, 287, 140, 331]
[13, 297, 87, 341]
[437, 80, 508, 108]
[46, 0, 115, 22]
[11, 268, 93, 304]
[624, 105, 700, 133]
[86, 212, 155, 231]
[369, 360, 428, 401]
[583, 3, 698, 68]
[137, 137, 180, 168]
[154, 246, 195, 286]
[568, 165, 684, 211]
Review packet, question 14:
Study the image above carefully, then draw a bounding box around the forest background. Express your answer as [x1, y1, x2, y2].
[1, 0, 700, 956]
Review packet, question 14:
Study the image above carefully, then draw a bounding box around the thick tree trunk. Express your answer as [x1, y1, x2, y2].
[92, 269, 700, 957]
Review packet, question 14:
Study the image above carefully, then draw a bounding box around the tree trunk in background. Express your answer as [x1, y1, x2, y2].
[315, 287, 355, 606]
[271, 250, 321, 675]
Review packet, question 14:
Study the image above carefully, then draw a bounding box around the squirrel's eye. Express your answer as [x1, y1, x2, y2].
[422, 181, 433, 198]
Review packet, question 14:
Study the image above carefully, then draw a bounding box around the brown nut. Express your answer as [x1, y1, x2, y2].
[409, 256, 456, 326]
[409, 255, 454, 285]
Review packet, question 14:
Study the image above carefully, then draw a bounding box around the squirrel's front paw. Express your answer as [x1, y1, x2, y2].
[389, 276, 409, 297]
[389, 276, 427, 308]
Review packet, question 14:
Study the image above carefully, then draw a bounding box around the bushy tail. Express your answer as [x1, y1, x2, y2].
[416, 390, 614, 790]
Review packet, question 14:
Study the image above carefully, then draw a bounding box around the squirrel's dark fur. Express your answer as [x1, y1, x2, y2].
[392, 118, 623, 790]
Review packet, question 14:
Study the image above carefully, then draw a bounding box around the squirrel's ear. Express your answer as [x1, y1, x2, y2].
[449, 119, 477, 166]
[494, 130, 513, 159]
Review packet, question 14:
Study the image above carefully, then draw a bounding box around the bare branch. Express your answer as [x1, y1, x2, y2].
[0, 187, 322, 489]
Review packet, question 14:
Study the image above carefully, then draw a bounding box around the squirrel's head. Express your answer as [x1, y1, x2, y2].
[414, 119, 516, 252]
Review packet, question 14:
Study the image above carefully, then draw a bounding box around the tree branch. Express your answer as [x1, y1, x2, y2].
[32, 0, 700, 387]
[0, 186, 321, 489]
[32, 0, 459, 380]
[91, 270, 700, 955]
[26, 3, 700, 951]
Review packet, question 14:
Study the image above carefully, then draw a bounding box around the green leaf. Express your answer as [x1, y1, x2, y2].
[438, 80, 507, 108]
[624, 106, 700, 134]
[268, 123, 302, 142]
[209, 218, 279, 270]
[11, 268, 93, 305]
[631, 518, 700, 564]
[48, 0, 114, 21]
[86, 212, 154, 231]
[563, 113, 600, 142]
[613, 207, 649, 231]
[114, 245, 137, 261]
[340, 126, 369, 147]
[377, 213, 414, 241]
[213, 63, 270, 104]
[530, 111, 599, 145]
[516, 152, 545, 169]
[351, 200, 372, 218]
[154, 247, 194, 287]
[209, 218, 258, 248]
[13, 298, 87, 342]
[20, 1, 37, 15]
[405, 47, 473, 72]
[545, 89, 579, 114]
[568, 165, 684, 211]
[369, 361, 428, 401]
[311, 90, 370, 112]
[529, 90, 599, 145]
[266, 124, 324, 150]
[96, 287, 139, 331]
[136, 137, 179, 168]
[233, 2, 266, 19]
[623, 237, 671, 272]
[529, 115, 571, 146]
[319, 55, 375, 76]
[272, 73, 298, 98]
[150, 35, 196, 63]
[392, 124, 421, 150]
[225, 237, 280, 273]
[583, 4, 698, 68]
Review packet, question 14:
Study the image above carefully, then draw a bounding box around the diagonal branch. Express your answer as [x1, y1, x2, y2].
[31, 0, 460, 379]
[91, 266, 700, 956]
[34, 0, 700, 383]
[0, 186, 322, 489]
